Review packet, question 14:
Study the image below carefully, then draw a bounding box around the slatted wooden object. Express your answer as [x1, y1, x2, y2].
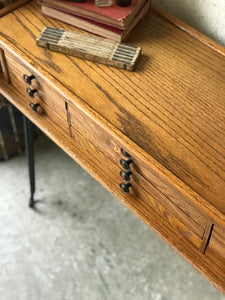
[36, 27, 141, 71]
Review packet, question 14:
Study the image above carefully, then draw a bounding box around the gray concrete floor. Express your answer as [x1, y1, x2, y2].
[0, 133, 224, 300]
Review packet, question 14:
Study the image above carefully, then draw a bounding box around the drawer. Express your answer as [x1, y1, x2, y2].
[205, 224, 225, 273]
[68, 102, 210, 251]
[3, 48, 68, 132]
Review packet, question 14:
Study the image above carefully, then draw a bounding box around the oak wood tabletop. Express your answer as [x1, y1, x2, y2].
[0, 1, 225, 220]
[3, 2, 225, 217]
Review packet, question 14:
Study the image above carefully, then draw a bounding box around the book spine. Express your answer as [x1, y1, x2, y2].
[41, 6, 123, 42]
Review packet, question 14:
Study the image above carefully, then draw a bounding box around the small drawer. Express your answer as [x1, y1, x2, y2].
[68, 102, 210, 251]
[3, 49, 68, 133]
[205, 224, 225, 273]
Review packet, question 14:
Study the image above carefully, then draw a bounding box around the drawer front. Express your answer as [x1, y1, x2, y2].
[205, 225, 225, 273]
[68, 102, 209, 250]
[4, 49, 68, 132]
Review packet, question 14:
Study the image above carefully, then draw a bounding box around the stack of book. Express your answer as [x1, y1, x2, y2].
[38, 0, 151, 41]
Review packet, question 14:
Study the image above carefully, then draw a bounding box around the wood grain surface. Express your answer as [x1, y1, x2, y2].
[68, 101, 209, 248]
[0, 1, 224, 294]
[205, 224, 225, 274]
[1, 1, 224, 223]
[4, 47, 68, 130]
[0, 47, 10, 82]
[0, 0, 30, 17]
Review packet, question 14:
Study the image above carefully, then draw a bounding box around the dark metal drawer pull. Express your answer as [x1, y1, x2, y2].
[120, 182, 131, 194]
[120, 158, 133, 171]
[121, 148, 131, 158]
[120, 170, 132, 182]
[26, 88, 37, 98]
[23, 74, 35, 85]
[29, 102, 43, 114]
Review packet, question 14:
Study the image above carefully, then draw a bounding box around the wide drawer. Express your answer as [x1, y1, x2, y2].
[2, 47, 68, 132]
[67, 101, 210, 251]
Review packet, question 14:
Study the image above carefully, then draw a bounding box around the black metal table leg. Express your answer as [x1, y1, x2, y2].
[23, 115, 36, 208]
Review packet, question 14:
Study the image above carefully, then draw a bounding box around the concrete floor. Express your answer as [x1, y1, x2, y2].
[0, 133, 224, 300]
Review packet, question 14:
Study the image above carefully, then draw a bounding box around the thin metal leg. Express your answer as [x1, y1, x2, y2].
[23, 115, 35, 208]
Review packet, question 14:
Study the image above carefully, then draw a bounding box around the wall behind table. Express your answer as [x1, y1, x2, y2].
[152, 0, 225, 47]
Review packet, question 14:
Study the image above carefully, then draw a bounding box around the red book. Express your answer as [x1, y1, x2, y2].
[41, 0, 150, 41]
[39, 0, 149, 29]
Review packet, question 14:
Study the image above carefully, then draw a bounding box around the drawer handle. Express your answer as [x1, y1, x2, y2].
[29, 102, 43, 114]
[120, 182, 131, 194]
[121, 148, 131, 158]
[23, 74, 35, 85]
[27, 87, 37, 98]
[120, 158, 133, 171]
[120, 170, 132, 182]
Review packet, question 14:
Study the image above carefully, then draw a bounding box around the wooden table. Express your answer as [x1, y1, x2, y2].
[0, 1, 224, 294]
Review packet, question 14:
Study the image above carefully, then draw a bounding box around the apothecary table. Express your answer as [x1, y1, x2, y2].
[0, 1, 224, 293]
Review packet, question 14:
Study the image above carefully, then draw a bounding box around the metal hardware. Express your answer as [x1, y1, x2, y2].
[23, 74, 35, 85]
[29, 102, 43, 114]
[120, 149, 133, 193]
[120, 182, 131, 194]
[120, 170, 132, 182]
[121, 148, 131, 158]
[23, 115, 36, 208]
[26, 87, 37, 98]
[120, 158, 133, 171]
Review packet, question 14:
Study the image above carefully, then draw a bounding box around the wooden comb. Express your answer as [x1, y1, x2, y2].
[36, 27, 141, 71]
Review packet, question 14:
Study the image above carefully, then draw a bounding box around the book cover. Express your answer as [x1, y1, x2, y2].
[42, 5, 124, 42]
[41, 0, 150, 41]
[39, 0, 148, 29]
